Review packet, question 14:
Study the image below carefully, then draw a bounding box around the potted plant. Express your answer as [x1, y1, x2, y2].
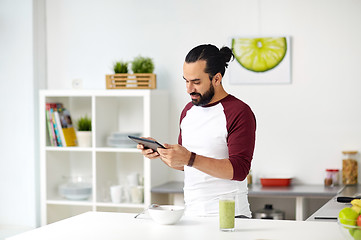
[131, 56, 154, 73]
[76, 115, 92, 147]
[113, 61, 128, 74]
[105, 56, 156, 89]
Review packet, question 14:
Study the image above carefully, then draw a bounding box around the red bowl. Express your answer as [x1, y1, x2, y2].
[260, 178, 292, 187]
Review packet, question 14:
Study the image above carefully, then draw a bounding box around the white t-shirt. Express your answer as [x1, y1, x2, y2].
[179, 95, 256, 217]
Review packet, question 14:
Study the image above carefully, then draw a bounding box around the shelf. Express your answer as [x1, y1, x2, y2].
[40, 90, 169, 225]
[95, 147, 140, 153]
[45, 146, 92, 152]
[45, 147, 140, 153]
[47, 199, 93, 206]
[95, 202, 144, 208]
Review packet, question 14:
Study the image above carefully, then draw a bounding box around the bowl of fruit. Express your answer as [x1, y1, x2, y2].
[338, 199, 361, 240]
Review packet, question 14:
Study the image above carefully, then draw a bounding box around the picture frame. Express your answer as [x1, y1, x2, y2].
[228, 36, 291, 84]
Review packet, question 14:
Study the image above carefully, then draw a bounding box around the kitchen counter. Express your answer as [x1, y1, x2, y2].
[151, 181, 184, 194]
[248, 184, 343, 197]
[152, 181, 343, 196]
[307, 184, 361, 221]
[7, 211, 344, 240]
[152, 182, 343, 220]
[249, 184, 343, 221]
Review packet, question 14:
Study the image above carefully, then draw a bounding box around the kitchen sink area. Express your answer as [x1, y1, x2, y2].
[307, 184, 361, 221]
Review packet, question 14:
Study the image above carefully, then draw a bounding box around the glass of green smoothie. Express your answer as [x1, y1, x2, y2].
[219, 194, 235, 232]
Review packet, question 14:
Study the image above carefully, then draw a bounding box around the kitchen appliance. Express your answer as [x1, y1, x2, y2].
[254, 204, 285, 220]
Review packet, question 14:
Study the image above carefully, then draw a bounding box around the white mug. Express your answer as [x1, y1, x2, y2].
[131, 186, 144, 203]
[127, 173, 139, 186]
[110, 185, 123, 203]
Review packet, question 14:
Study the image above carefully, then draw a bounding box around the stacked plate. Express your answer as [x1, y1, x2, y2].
[107, 132, 141, 148]
[59, 182, 92, 200]
[59, 176, 92, 200]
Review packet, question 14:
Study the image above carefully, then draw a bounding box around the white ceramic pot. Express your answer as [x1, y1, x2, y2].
[77, 131, 92, 147]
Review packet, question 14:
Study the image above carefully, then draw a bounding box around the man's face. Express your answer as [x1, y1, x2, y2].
[183, 60, 215, 106]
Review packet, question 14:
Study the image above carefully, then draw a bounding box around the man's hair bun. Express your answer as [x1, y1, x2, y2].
[219, 46, 234, 68]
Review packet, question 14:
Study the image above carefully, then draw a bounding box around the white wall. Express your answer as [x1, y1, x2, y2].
[0, 0, 37, 227]
[45, 0, 361, 185]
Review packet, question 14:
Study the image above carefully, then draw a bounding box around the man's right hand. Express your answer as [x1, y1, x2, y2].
[136, 137, 160, 159]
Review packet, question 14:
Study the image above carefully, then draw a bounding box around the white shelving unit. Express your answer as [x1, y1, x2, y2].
[39, 90, 169, 225]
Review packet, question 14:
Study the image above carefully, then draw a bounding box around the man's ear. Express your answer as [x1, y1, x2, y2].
[213, 73, 223, 86]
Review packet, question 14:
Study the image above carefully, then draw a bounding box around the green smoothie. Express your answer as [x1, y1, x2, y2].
[219, 199, 235, 231]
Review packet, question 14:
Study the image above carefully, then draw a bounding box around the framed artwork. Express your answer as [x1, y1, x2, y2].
[228, 36, 291, 84]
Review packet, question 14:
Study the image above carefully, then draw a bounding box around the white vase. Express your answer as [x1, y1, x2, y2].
[76, 131, 92, 147]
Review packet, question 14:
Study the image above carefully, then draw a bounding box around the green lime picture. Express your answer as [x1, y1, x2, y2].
[232, 37, 287, 73]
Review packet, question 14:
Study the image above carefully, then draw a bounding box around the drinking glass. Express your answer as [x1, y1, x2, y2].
[219, 194, 235, 232]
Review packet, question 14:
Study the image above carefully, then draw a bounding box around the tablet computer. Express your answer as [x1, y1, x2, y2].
[128, 135, 166, 152]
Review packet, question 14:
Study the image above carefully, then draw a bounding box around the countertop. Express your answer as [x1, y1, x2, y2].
[307, 184, 361, 221]
[248, 184, 343, 197]
[151, 181, 343, 197]
[7, 211, 344, 240]
[151, 181, 184, 194]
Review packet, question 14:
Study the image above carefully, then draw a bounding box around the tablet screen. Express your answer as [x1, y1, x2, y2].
[128, 136, 165, 152]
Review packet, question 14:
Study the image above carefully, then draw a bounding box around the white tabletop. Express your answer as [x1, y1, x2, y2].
[7, 211, 344, 240]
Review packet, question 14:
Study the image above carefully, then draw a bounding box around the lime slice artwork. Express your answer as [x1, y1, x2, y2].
[232, 37, 287, 73]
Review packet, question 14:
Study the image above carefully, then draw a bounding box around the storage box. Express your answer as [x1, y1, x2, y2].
[260, 178, 292, 187]
[106, 73, 156, 89]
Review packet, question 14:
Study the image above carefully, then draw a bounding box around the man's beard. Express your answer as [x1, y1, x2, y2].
[190, 84, 215, 106]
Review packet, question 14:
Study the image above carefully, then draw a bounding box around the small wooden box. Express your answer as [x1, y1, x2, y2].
[106, 73, 156, 89]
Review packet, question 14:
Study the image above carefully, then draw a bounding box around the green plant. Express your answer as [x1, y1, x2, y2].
[131, 56, 154, 73]
[77, 115, 92, 131]
[113, 61, 128, 73]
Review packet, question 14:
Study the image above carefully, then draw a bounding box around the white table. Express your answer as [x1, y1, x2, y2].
[7, 211, 344, 240]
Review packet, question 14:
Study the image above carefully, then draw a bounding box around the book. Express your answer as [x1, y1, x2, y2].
[54, 111, 66, 147]
[46, 103, 64, 147]
[46, 102, 78, 147]
[58, 108, 78, 146]
[45, 107, 55, 146]
[45, 103, 55, 146]
[50, 107, 62, 146]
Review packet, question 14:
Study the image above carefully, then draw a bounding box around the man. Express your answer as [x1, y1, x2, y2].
[139, 44, 256, 217]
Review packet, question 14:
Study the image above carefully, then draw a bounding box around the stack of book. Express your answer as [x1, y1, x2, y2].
[45, 103, 78, 147]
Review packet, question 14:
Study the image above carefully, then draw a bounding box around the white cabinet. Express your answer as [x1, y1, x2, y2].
[39, 90, 169, 225]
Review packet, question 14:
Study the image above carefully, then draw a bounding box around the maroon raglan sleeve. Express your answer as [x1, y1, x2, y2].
[224, 99, 256, 181]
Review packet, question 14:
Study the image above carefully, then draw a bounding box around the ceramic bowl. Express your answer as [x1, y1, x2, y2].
[338, 218, 361, 240]
[148, 205, 185, 225]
